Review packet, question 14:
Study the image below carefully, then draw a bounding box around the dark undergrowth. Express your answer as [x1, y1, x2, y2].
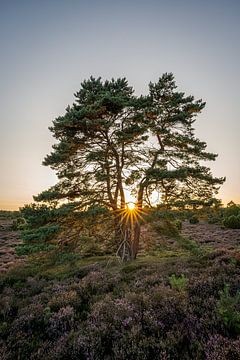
[1, 244, 240, 360]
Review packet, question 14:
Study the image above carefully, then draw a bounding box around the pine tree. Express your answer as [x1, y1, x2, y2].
[34, 73, 225, 260]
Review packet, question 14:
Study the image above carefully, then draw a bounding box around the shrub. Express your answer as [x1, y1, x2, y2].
[189, 216, 199, 224]
[78, 236, 104, 257]
[176, 236, 203, 256]
[47, 306, 74, 338]
[168, 274, 187, 291]
[20, 203, 55, 228]
[217, 284, 240, 335]
[222, 204, 240, 218]
[12, 217, 27, 230]
[48, 290, 78, 311]
[175, 219, 182, 230]
[15, 243, 56, 256]
[152, 219, 179, 238]
[21, 224, 60, 243]
[223, 215, 240, 229]
[205, 335, 240, 360]
[207, 214, 221, 224]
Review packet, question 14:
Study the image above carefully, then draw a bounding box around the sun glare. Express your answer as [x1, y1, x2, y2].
[127, 202, 136, 211]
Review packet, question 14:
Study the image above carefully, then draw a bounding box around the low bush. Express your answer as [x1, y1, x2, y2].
[189, 216, 199, 224]
[217, 284, 240, 335]
[168, 274, 187, 291]
[205, 335, 240, 359]
[152, 219, 180, 238]
[78, 236, 105, 257]
[222, 204, 240, 218]
[223, 215, 240, 229]
[207, 214, 222, 224]
[175, 219, 182, 230]
[15, 243, 56, 256]
[12, 217, 27, 230]
[21, 224, 60, 242]
[1, 233, 240, 359]
[177, 236, 203, 256]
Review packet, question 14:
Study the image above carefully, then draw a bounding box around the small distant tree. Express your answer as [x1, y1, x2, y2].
[34, 73, 225, 260]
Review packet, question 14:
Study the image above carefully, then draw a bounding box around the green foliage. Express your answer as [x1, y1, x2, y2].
[29, 73, 225, 260]
[177, 236, 203, 256]
[2, 248, 240, 359]
[168, 273, 187, 291]
[53, 251, 80, 265]
[15, 243, 56, 256]
[20, 203, 55, 228]
[217, 284, 240, 334]
[152, 218, 180, 238]
[12, 217, 27, 230]
[21, 224, 60, 242]
[207, 214, 222, 224]
[175, 219, 182, 230]
[223, 215, 240, 229]
[189, 215, 199, 224]
[224, 203, 240, 217]
[78, 236, 105, 257]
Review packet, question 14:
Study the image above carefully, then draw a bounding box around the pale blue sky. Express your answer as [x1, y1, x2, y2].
[0, 0, 239, 209]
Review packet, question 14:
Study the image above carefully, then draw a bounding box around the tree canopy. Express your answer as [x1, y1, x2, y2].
[34, 73, 225, 259]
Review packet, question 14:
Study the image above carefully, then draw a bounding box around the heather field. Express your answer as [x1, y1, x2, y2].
[1, 212, 240, 360]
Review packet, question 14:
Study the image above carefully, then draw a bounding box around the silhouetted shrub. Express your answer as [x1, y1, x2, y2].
[207, 214, 221, 224]
[189, 216, 199, 224]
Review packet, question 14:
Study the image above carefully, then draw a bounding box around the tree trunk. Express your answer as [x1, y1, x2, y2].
[114, 211, 132, 261]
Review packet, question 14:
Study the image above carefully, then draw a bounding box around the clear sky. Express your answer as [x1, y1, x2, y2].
[0, 0, 239, 210]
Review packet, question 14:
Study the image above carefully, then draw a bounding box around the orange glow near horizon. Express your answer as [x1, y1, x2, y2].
[0, 195, 240, 212]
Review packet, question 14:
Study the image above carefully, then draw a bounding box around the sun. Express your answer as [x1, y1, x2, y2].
[126, 202, 136, 211]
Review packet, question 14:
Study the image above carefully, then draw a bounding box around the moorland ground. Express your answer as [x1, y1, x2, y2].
[1, 216, 240, 359]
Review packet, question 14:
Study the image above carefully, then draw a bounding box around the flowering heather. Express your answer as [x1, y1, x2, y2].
[0, 245, 240, 359]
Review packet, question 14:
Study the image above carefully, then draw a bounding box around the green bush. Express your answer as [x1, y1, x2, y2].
[78, 236, 104, 257]
[20, 203, 55, 228]
[175, 219, 182, 230]
[12, 217, 27, 230]
[168, 274, 187, 291]
[207, 214, 222, 224]
[222, 204, 240, 218]
[54, 251, 80, 265]
[177, 236, 203, 256]
[223, 215, 240, 229]
[217, 284, 240, 335]
[189, 216, 199, 224]
[15, 243, 56, 256]
[152, 219, 179, 238]
[21, 224, 60, 242]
